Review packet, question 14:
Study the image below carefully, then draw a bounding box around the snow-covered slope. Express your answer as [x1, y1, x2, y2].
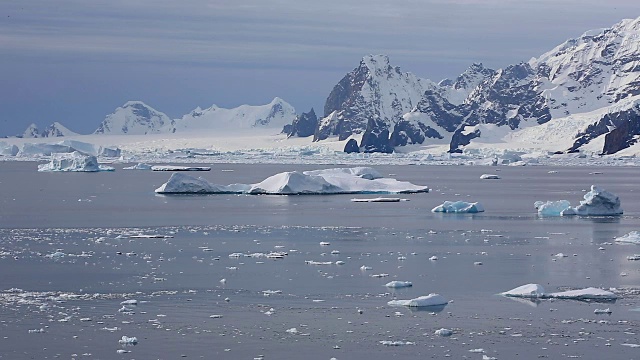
[22, 123, 40, 138]
[172, 97, 296, 133]
[94, 101, 174, 135]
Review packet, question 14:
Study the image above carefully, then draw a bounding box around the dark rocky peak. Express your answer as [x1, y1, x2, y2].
[285, 108, 318, 138]
[452, 63, 496, 91]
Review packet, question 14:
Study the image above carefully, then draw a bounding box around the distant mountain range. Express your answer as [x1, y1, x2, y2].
[15, 15, 640, 155]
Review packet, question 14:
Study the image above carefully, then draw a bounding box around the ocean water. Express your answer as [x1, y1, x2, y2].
[1, 162, 640, 359]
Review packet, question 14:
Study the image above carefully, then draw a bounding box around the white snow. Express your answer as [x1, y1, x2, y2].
[351, 197, 403, 202]
[434, 328, 453, 337]
[615, 231, 640, 244]
[432, 201, 484, 213]
[155, 167, 429, 195]
[118, 336, 138, 345]
[123, 163, 153, 170]
[385, 281, 413, 288]
[37, 152, 115, 172]
[387, 293, 448, 307]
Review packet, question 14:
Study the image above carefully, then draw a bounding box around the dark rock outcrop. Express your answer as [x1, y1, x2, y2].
[360, 118, 393, 153]
[343, 138, 360, 153]
[285, 108, 318, 138]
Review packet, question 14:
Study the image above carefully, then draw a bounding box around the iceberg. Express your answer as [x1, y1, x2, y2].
[500, 283, 545, 298]
[155, 173, 249, 194]
[432, 201, 484, 213]
[500, 284, 617, 301]
[534, 186, 623, 216]
[534, 200, 571, 217]
[566, 185, 623, 216]
[614, 231, 640, 244]
[387, 293, 448, 307]
[0, 143, 19, 156]
[37, 152, 115, 172]
[480, 174, 501, 179]
[155, 167, 429, 195]
[385, 281, 413, 288]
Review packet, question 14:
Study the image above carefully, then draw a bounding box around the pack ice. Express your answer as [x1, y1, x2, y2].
[37, 152, 115, 172]
[534, 185, 623, 216]
[155, 167, 429, 195]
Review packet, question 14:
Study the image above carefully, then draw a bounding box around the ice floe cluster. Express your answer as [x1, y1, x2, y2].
[432, 201, 485, 214]
[500, 284, 618, 300]
[155, 167, 429, 195]
[534, 185, 623, 216]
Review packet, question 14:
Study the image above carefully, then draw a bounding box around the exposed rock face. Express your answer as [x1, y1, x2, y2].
[601, 103, 640, 154]
[22, 124, 40, 138]
[360, 118, 393, 153]
[285, 108, 318, 138]
[41, 122, 77, 137]
[343, 138, 360, 153]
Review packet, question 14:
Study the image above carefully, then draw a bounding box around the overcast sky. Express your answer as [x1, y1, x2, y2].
[1, 0, 638, 136]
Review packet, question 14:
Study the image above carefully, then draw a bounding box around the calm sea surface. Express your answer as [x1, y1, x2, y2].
[1, 162, 640, 359]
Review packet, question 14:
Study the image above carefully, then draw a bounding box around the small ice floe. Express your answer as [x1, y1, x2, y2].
[129, 234, 173, 239]
[621, 343, 640, 348]
[469, 348, 485, 353]
[331, 250, 340, 255]
[360, 265, 372, 271]
[45, 251, 66, 259]
[432, 201, 484, 214]
[594, 308, 612, 314]
[118, 336, 138, 345]
[434, 328, 453, 337]
[474, 261, 483, 265]
[118, 306, 135, 314]
[305, 260, 332, 265]
[387, 293, 448, 307]
[120, 299, 138, 306]
[209, 315, 223, 319]
[385, 281, 413, 288]
[116, 349, 130, 354]
[379, 340, 414, 346]
[151, 165, 211, 171]
[482, 356, 497, 360]
[335, 260, 346, 265]
[627, 255, 640, 261]
[371, 273, 389, 278]
[480, 174, 501, 180]
[319, 242, 331, 246]
[28, 328, 45, 334]
[123, 163, 152, 170]
[262, 290, 282, 296]
[553, 253, 568, 258]
[350, 197, 404, 202]
[615, 231, 640, 245]
[429, 256, 438, 261]
[286, 328, 299, 334]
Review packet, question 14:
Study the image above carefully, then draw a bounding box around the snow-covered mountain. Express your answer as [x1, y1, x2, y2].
[172, 97, 295, 133]
[304, 16, 640, 155]
[94, 101, 174, 135]
[22, 123, 40, 138]
[41, 122, 78, 137]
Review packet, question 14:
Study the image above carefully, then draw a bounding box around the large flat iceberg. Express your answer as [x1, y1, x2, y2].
[432, 201, 484, 213]
[37, 152, 115, 172]
[155, 167, 429, 195]
[500, 284, 617, 301]
[387, 293, 448, 307]
[534, 185, 623, 216]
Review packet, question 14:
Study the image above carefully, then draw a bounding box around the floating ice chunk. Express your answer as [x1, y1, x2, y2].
[120, 299, 138, 305]
[335, 260, 346, 265]
[500, 284, 546, 298]
[594, 308, 612, 314]
[480, 174, 501, 180]
[305, 260, 332, 265]
[0, 143, 19, 156]
[45, 251, 66, 259]
[129, 234, 173, 239]
[385, 281, 413, 288]
[615, 231, 640, 244]
[548, 287, 617, 300]
[432, 201, 484, 214]
[319, 242, 330, 246]
[360, 265, 372, 271]
[553, 253, 568, 258]
[37, 152, 115, 172]
[28, 328, 45, 334]
[209, 314, 223, 318]
[435, 328, 453, 337]
[351, 197, 403, 202]
[285, 328, 299, 334]
[387, 293, 448, 307]
[155, 173, 250, 194]
[429, 256, 438, 261]
[123, 163, 152, 170]
[371, 273, 389, 278]
[534, 200, 571, 217]
[566, 186, 623, 216]
[379, 340, 414, 346]
[151, 165, 211, 171]
[118, 336, 138, 345]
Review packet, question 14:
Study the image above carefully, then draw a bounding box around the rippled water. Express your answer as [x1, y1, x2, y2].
[1, 162, 640, 359]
